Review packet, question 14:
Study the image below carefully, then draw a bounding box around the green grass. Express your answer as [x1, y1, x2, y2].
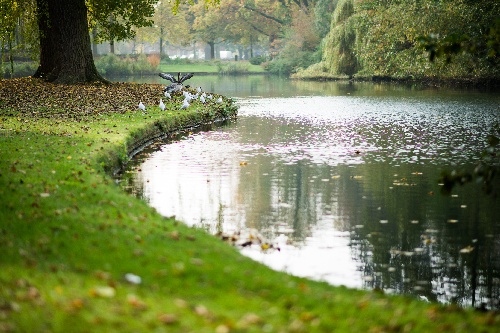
[159, 60, 266, 74]
[0, 78, 499, 332]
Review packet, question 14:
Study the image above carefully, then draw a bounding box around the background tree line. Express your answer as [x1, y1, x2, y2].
[1, 0, 498, 82]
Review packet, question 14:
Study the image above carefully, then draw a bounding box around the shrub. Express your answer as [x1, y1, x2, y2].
[147, 54, 161, 68]
[217, 61, 250, 74]
[249, 55, 267, 65]
[94, 54, 158, 76]
[2, 62, 38, 78]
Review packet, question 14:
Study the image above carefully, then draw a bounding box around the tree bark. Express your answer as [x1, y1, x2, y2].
[207, 41, 215, 60]
[33, 0, 106, 83]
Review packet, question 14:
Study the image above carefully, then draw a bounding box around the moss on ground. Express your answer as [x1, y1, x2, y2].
[0, 78, 498, 332]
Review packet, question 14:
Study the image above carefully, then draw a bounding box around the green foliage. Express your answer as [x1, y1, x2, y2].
[265, 49, 321, 76]
[249, 55, 267, 65]
[88, 0, 157, 43]
[216, 61, 250, 74]
[264, 7, 323, 76]
[323, 0, 358, 77]
[314, 0, 338, 39]
[0, 0, 39, 69]
[418, 17, 500, 66]
[439, 125, 500, 195]
[314, 0, 500, 81]
[1, 61, 38, 78]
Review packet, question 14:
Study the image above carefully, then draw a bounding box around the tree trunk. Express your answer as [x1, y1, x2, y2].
[33, 0, 106, 83]
[159, 27, 164, 60]
[92, 27, 98, 57]
[207, 41, 215, 60]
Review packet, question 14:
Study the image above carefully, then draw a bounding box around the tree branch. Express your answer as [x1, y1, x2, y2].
[242, 4, 286, 25]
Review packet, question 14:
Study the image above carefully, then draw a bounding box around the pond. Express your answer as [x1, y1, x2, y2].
[117, 75, 500, 309]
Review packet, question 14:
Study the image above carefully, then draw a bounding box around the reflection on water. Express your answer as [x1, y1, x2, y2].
[119, 80, 500, 309]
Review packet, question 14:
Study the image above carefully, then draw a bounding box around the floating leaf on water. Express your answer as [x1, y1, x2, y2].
[460, 205, 467, 208]
[379, 220, 389, 224]
[410, 220, 419, 224]
[460, 246, 474, 254]
[388, 267, 397, 272]
[239, 161, 248, 166]
[447, 219, 459, 223]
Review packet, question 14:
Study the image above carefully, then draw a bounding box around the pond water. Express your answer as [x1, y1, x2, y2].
[118, 75, 500, 309]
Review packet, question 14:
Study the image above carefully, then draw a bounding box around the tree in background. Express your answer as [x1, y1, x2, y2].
[0, 0, 38, 76]
[33, 0, 158, 83]
[88, 0, 157, 55]
[191, 1, 226, 60]
[134, 1, 193, 59]
[322, 0, 357, 77]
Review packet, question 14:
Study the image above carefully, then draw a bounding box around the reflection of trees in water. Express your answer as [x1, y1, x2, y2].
[342, 163, 500, 309]
[236, 147, 500, 308]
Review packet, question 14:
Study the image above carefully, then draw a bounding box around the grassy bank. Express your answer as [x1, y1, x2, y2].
[1, 78, 498, 332]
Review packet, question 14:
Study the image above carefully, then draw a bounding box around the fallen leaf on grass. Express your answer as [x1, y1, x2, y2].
[158, 313, 178, 325]
[90, 286, 115, 298]
[127, 294, 148, 310]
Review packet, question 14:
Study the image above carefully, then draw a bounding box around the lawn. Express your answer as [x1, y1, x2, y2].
[159, 60, 267, 74]
[0, 77, 498, 332]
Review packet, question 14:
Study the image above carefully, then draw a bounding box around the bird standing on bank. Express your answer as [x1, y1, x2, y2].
[138, 102, 146, 111]
[159, 99, 165, 111]
[180, 99, 190, 110]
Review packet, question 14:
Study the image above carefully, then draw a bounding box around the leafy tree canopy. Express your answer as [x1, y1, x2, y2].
[87, 0, 157, 43]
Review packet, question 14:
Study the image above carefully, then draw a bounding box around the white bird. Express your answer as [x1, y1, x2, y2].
[138, 102, 146, 111]
[159, 99, 165, 111]
[216, 97, 223, 103]
[200, 95, 206, 104]
[197, 86, 202, 93]
[164, 91, 171, 99]
[207, 94, 213, 99]
[180, 99, 190, 110]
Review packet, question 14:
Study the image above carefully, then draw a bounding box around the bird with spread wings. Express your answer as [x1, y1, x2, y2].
[159, 72, 194, 93]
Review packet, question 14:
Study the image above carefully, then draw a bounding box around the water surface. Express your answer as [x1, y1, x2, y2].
[119, 76, 500, 309]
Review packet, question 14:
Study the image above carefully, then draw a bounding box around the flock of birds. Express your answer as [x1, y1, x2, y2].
[138, 72, 223, 112]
